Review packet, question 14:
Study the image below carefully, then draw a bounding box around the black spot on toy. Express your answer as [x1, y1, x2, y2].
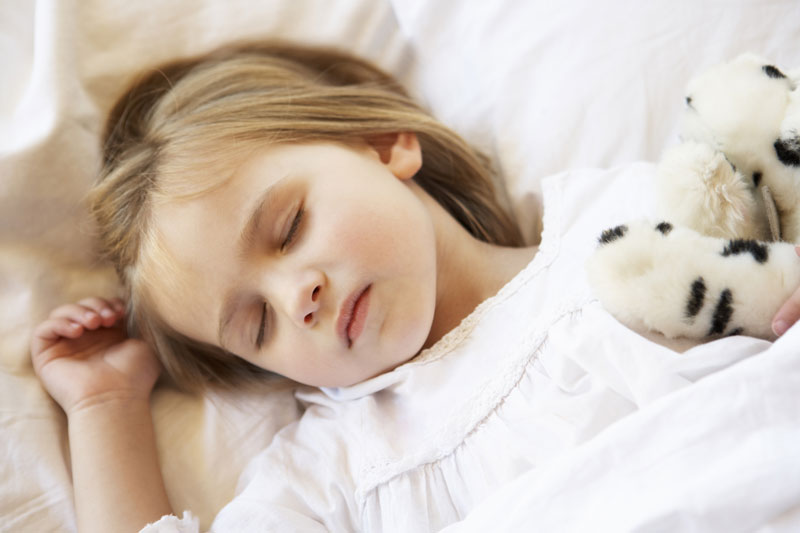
[598, 225, 628, 245]
[774, 137, 800, 167]
[655, 221, 673, 235]
[763, 65, 787, 79]
[752, 171, 762, 187]
[708, 288, 734, 336]
[685, 277, 706, 319]
[721, 239, 769, 264]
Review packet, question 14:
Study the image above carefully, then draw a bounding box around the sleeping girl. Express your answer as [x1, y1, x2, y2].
[29, 42, 800, 533]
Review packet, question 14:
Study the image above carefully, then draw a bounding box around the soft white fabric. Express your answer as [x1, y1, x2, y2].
[142, 512, 200, 533]
[4, 1, 800, 532]
[148, 164, 797, 532]
[440, 326, 800, 533]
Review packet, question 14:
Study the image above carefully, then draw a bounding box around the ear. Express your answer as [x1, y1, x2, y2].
[367, 132, 422, 180]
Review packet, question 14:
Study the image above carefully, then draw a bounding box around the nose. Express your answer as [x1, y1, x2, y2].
[285, 268, 324, 328]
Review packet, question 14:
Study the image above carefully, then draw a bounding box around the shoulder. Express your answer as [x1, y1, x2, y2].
[540, 163, 658, 240]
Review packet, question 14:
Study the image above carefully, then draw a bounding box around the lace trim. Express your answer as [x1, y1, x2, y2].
[410, 175, 563, 366]
[139, 511, 199, 533]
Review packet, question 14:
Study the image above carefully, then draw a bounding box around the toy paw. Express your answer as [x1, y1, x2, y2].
[657, 141, 767, 240]
[586, 220, 800, 340]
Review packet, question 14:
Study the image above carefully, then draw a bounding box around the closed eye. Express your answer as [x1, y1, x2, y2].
[281, 205, 304, 251]
[255, 302, 267, 349]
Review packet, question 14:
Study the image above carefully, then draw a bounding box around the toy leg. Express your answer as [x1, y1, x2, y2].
[586, 220, 800, 339]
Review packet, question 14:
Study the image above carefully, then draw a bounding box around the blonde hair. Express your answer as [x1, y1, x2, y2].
[91, 41, 523, 391]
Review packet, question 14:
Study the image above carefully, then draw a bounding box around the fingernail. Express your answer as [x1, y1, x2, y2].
[100, 309, 114, 319]
[773, 320, 788, 337]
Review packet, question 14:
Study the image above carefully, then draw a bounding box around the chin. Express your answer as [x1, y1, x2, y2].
[396, 320, 434, 361]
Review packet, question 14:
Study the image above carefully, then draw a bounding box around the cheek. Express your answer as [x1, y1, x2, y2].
[330, 198, 435, 273]
[263, 333, 325, 381]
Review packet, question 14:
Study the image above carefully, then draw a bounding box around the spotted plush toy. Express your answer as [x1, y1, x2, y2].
[587, 54, 800, 340]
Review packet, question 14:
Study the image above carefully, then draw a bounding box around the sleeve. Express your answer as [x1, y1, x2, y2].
[137, 502, 331, 533]
[201, 411, 360, 532]
[209, 500, 331, 532]
[141, 409, 359, 532]
[207, 430, 359, 533]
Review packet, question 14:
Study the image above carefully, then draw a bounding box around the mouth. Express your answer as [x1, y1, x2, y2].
[337, 284, 371, 348]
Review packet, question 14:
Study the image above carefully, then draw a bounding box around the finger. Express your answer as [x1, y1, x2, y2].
[50, 304, 109, 329]
[78, 297, 124, 327]
[31, 317, 84, 357]
[78, 295, 120, 314]
[35, 316, 84, 340]
[772, 290, 800, 336]
[109, 297, 127, 314]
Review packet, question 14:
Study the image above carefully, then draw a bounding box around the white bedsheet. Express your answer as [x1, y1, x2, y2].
[3, 0, 800, 531]
[442, 326, 800, 533]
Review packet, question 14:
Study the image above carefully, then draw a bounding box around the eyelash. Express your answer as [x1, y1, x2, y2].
[255, 303, 267, 349]
[256, 205, 305, 348]
[281, 206, 304, 252]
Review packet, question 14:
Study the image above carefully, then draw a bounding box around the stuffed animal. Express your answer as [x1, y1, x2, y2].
[660, 53, 800, 242]
[587, 54, 800, 340]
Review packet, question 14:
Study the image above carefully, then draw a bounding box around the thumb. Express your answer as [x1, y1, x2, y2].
[772, 246, 800, 336]
[773, 292, 800, 338]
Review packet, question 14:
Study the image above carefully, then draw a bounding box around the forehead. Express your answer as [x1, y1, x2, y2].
[144, 146, 292, 338]
[152, 141, 318, 250]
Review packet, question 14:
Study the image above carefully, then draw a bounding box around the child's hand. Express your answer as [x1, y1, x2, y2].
[30, 297, 161, 417]
[772, 246, 800, 337]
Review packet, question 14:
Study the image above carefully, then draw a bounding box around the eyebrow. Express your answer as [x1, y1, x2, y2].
[217, 173, 289, 351]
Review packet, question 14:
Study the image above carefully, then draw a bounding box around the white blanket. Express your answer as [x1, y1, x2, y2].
[2, 0, 800, 531]
[442, 327, 800, 532]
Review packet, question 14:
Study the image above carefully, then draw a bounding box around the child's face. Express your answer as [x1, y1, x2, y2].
[149, 139, 437, 387]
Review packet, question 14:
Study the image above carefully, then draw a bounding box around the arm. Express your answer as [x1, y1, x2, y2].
[68, 395, 172, 532]
[31, 298, 173, 533]
[772, 246, 800, 336]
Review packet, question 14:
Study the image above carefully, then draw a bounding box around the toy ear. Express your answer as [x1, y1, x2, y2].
[775, 81, 800, 167]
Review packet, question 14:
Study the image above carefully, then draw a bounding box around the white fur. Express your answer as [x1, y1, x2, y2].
[656, 141, 767, 240]
[586, 221, 800, 340]
[675, 53, 800, 241]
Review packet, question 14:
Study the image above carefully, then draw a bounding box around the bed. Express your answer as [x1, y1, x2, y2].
[2, 0, 799, 531]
